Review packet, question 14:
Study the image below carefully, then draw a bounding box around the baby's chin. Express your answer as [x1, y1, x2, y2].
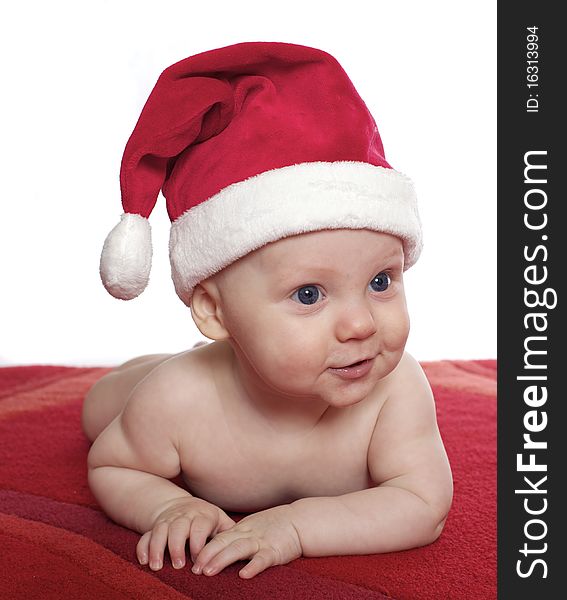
[324, 379, 381, 408]
[320, 356, 400, 404]
[239, 353, 386, 406]
[275, 371, 381, 408]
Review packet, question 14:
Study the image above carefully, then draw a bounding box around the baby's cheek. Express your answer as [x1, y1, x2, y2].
[377, 303, 408, 347]
[384, 318, 410, 353]
[265, 331, 322, 378]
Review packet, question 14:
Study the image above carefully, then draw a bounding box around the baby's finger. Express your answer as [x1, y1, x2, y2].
[239, 547, 278, 579]
[136, 531, 152, 565]
[217, 513, 237, 533]
[167, 517, 191, 569]
[148, 521, 169, 570]
[201, 537, 259, 576]
[188, 515, 215, 564]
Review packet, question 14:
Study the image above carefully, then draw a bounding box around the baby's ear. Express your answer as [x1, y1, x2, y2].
[190, 282, 229, 341]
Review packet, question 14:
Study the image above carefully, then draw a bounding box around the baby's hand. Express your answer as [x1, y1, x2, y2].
[191, 504, 302, 579]
[137, 497, 236, 571]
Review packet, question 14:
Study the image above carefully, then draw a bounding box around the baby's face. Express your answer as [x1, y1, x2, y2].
[212, 229, 410, 407]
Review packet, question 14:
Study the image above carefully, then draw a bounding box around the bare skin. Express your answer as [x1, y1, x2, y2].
[83, 229, 453, 579]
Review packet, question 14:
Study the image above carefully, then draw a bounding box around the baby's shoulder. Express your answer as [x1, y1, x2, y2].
[389, 351, 429, 383]
[376, 351, 433, 407]
[124, 343, 219, 421]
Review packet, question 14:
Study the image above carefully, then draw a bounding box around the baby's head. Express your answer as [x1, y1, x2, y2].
[190, 228, 409, 406]
[99, 41, 423, 399]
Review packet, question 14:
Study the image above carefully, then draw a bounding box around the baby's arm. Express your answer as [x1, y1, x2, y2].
[87, 375, 234, 570]
[290, 353, 453, 556]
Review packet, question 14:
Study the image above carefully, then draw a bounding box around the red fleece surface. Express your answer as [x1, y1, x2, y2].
[0, 361, 496, 599]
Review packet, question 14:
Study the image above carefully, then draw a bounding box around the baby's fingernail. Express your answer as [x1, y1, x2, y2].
[204, 566, 215, 575]
[139, 554, 148, 565]
[150, 560, 162, 571]
[192, 565, 201, 575]
[173, 558, 184, 569]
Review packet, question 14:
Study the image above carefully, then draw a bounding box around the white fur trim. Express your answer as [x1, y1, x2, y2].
[169, 161, 422, 306]
[100, 213, 152, 300]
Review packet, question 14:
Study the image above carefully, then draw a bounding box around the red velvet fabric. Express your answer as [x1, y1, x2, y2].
[121, 42, 390, 221]
[0, 361, 496, 599]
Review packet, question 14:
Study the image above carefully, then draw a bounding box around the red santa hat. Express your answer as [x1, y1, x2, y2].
[100, 41, 422, 306]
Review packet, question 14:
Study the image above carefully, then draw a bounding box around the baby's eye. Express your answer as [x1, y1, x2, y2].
[369, 272, 391, 293]
[291, 285, 322, 305]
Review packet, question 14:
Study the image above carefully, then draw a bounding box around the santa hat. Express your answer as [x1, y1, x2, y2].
[100, 42, 422, 306]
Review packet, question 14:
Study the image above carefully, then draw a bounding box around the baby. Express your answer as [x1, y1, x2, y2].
[83, 42, 453, 580]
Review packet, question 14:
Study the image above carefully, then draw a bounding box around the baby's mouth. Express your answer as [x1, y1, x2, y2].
[327, 358, 374, 380]
[337, 357, 371, 369]
[346, 360, 365, 368]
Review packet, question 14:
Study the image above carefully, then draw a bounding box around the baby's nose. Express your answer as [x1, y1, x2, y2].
[334, 301, 377, 342]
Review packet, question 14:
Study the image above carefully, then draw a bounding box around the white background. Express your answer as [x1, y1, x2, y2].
[0, 0, 496, 366]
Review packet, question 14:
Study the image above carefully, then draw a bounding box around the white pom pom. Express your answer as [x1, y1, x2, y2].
[100, 213, 152, 300]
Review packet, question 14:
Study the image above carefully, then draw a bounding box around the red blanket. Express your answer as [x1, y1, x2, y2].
[0, 361, 496, 599]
